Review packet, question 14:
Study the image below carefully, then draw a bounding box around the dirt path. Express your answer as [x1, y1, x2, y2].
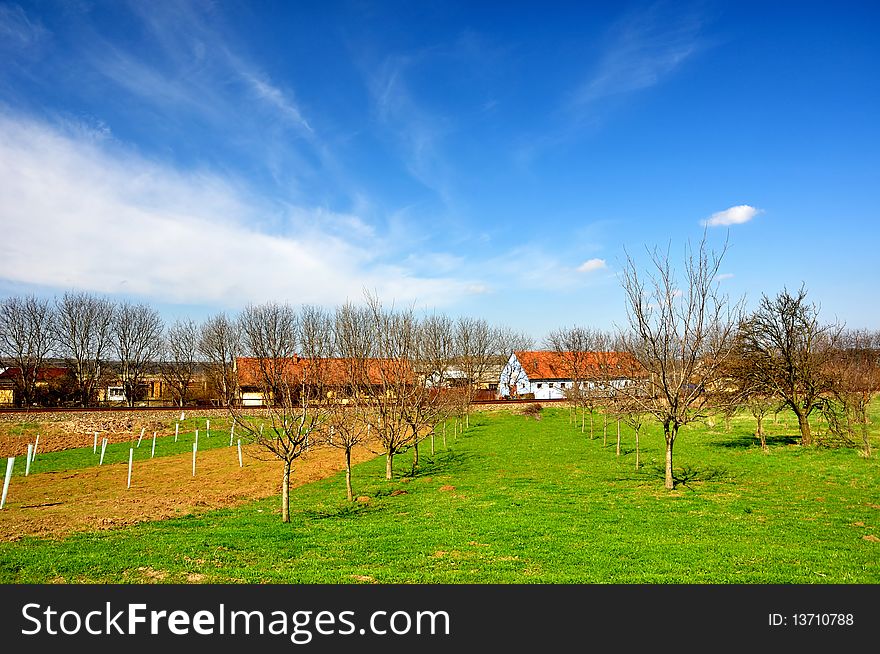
[0, 442, 378, 542]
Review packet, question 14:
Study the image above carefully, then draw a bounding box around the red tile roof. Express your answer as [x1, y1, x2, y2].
[0, 366, 69, 382]
[513, 351, 641, 380]
[236, 357, 413, 387]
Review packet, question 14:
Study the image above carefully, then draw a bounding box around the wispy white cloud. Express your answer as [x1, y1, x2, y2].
[716, 273, 735, 281]
[572, 3, 704, 109]
[0, 113, 483, 309]
[0, 3, 48, 51]
[366, 55, 455, 204]
[702, 205, 762, 227]
[576, 258, 607, 273]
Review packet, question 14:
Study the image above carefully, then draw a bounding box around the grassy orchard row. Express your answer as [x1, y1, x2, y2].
[0, 405, 877, 583]
[3, 416, 248, 478]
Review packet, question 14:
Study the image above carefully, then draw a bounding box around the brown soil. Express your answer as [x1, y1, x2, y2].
[0, 408, 234, 457]
[0, 440, 377, 542]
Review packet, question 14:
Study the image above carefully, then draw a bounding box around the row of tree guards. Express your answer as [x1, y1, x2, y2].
[0, 418, 245, 508]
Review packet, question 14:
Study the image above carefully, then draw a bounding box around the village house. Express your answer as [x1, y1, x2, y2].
[499, 350, 641, 400]
[235, 356, 416, 407]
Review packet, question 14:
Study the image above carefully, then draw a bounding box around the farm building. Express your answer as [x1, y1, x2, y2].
[499, 350, 641, 400]
[235, 356, 416, 406]
[0, 364, 72, 407]
[422, 357, 505, 400]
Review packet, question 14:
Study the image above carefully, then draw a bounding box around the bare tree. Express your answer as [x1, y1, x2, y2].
[737, 286, 841, 445]
[620, 236, 741, 490]
[0, 295, 57, 407]
[454, 317, 496, 427]
[160, 319, 201, 407]
[827, 329, 880, 456]
[325, 301, 385, 499]
[198, 312, 240, 406]
[233, 302, 331, 523]
[55, 292, 115, 407]
[546, 326, 599, 435]
[111, 302, 164, 407]
[359, 294, 421, 480]
[419, 313, 458, 454]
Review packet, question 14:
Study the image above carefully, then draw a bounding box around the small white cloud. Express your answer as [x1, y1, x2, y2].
[576, 258, 607, 273]
[716, 273, 735, 281]
[702, 205, 762, 227]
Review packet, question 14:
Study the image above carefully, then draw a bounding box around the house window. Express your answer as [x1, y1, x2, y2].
[536, 383, 543, 389]
[108, 387, 125, 400]
[549, 383, 554, 388]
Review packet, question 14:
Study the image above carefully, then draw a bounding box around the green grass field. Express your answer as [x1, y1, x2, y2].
[1, 406, 877, 583]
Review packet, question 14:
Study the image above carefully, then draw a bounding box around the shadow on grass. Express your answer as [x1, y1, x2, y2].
[302, 501, 374, 520]
[712, 434, 800, 449]
[645, 463, 732, 490]
[404, 449, 476, 479]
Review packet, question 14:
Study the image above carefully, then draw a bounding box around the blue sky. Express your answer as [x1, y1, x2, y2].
[1, 0, 878, 341]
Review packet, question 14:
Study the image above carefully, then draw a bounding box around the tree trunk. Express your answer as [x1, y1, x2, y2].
[862, 422, 872, 458]
[385, 448, 394, 480]
[442, 422, 447, 449]
[412, 433, 420, 472]
[757, 415, 766, 451]
[431, 430, 435, 456]
[465, 412, 469, 429]
[664, 425, 676, 490]
[281, 459, 291, 522]
[603, 413, 607, 446]
[581, 409, 585, 433]
[345, 448, 353, 502]
[635, 429, 640, 470]
[616, 419, 621, 456]
[590, 411, 594, 439]
[796, 410, 812, 446]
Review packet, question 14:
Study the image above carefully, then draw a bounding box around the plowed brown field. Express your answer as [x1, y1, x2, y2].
[0, 438, 378, 542]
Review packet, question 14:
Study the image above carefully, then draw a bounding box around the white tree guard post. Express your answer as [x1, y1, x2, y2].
[206, 419, 210, 438]
[100, 438, 108, 465]
[33, 435, 39, 459]
[127, 448, 133, 489]
[151, 432, 157, 458]
[25, 444, 33, 476]
[237, 439, 243, 467]
[175, 422, 179, 442]
[137, 427, 145, 447]
[93, 432, 98, 453]
[259, 423, 263, 436]
[229, 419, 235, 447]
[180, 411, 185, 422]
[1, 457, 14, 509]
[195, 429, 199, 448]
[192, 443, 197, 477]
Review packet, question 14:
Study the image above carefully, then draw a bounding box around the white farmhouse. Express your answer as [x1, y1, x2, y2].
[499, 351, 640, 401]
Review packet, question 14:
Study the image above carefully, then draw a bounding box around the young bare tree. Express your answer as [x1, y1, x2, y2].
[827, 329, 880, 456]
[737, 286, 841, 445]
[454, 316, 496, 428]
[54, 292, 115, 407]
[198, 312, 240, 406]
[233, 302, 331, 523]
[111, 301, 164, 407]
[160, 319, 201, 407]
[360, 294, 420, 480]
[620, 235, 741, 490]
[546, 326, 599, 435]
[0, 295, 57, 407]
[419, 313, 458, 454]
